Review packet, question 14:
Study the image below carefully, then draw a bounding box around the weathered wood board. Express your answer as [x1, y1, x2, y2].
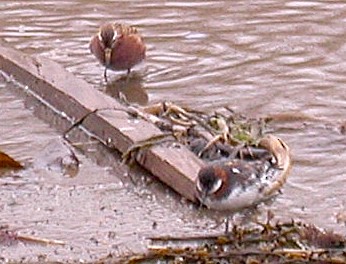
[0, 44, 203, 202]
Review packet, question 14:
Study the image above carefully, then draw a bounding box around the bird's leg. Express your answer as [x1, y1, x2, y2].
[224, 216, 229, 234]
[125, 68, 131, 83]
[224, 214, 234, 234]
[103, 67, 108, 83]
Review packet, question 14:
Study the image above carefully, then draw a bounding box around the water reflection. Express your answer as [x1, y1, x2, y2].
[105, 73, 148, 105]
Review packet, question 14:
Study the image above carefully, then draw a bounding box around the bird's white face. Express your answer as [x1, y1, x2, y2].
[97, 26, 118, 48]
[196, 177, 223, 196]
[97, 31, 103, 42]
[97, 28, 118, 66]
[196, 176, 223, 210]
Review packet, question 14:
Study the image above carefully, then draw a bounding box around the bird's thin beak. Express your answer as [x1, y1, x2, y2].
[104, 48, 112, 66]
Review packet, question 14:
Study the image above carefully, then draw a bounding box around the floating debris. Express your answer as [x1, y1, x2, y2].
[0, 151, 23, 170]
[0, 150, 23, 177]
[107, 216, 346, 264]
[0, 225, 65, 246]
[124, 102, 269, 163]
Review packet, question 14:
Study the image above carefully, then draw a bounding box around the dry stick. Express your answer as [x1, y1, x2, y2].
[149, 232, 282, 248]
[136, 103, 229, 149]
[127, 105, 173, 131]
[185, 113, 218, 135]
[197, 134, 224, 157]
[16, 234, 65, 245]
[122, 133, 176, 164]
[163, 102, 217, 134]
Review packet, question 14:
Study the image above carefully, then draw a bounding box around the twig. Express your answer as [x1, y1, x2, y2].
[17, 234, 65, 245]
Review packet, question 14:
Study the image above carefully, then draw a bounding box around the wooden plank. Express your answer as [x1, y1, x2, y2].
[0, 44, 202, 202]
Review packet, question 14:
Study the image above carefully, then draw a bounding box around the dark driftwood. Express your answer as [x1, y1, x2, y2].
[0, 44, 203, 202]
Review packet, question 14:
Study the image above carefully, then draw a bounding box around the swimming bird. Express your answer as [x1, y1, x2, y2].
[196, 135, 290, 212]
[90, 22, 146, 82]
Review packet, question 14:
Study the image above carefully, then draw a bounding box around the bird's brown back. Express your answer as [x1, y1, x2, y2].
[113, 23, 139, 36]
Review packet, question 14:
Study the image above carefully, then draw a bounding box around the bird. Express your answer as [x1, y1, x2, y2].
[196, 158, 276, 212]
[89, 22, 146, 82]
[195, 135, 290, 212]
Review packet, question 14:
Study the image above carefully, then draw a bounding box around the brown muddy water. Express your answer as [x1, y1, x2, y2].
[1, 0, 346, 262]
